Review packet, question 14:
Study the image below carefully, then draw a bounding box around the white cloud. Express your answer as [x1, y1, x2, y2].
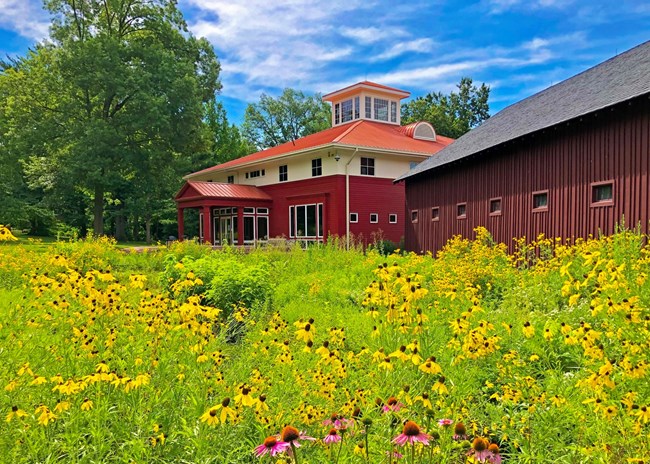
[182, 0, 380, 100]
[339, 26, 384, 44]
[484, 0, 574, 13]
[373, 38, 436, 61]
[0, 0, 49, 41]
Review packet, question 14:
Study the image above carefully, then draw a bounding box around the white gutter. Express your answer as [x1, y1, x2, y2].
[345, 148, 359, 250]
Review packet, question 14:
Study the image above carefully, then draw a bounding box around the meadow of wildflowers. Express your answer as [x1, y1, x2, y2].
[0, 226, 649, 463]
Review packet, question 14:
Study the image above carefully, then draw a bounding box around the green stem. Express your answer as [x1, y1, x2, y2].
[335, 436, 344, 464]
[364, 427, 370, 464]
[291, 442, 299, 464]
[410, 442, 415, 464]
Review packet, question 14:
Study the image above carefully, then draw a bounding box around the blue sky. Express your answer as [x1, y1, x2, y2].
[1, 0, 648, 124]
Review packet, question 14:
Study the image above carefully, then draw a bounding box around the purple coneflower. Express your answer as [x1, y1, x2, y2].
[488, 443, 502, 464]
[323, 413, 353, 430]
[382, 396, 404, 413]
[438, 418, 454, 427]
[453, 422, 468, 440]
[392, 421, 431, 446]
[254, 436, 290, 457]
[323, 428, 342, 444]
[468, 437, 491, 462]
[280, 425, 315, 448]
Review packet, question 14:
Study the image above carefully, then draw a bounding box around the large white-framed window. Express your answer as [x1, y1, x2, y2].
[289, 203, 324, 238]
[390, 101, 397, 123]
[341, 99, 353, 123]
[365, 96, 372, 118]
[334, 103, 340, 125]
[374, 98, 389, 121]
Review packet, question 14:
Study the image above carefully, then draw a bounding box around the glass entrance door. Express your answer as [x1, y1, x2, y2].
[219, 216, 233, 245]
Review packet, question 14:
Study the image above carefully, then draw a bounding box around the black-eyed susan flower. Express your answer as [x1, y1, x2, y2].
[6, 406, 27, 422]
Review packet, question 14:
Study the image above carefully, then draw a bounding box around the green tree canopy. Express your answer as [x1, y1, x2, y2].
[242, 88, 331, 149]
[401, 77, 490, 139]
[0, 0, 221, 236]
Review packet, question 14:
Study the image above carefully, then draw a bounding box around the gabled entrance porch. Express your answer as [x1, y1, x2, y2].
[174, 181, 272, 246]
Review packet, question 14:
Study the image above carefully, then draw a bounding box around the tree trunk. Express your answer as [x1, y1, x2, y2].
[93, 184, 104, 236]
[132, 216, 139, 241]
[115, 212, 127, 242]
[145, 219, 152, 245]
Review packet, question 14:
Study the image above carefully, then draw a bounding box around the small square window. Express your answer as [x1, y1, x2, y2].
[389, 214, 397, 224]
[457, 203, 467, 219]
[370, 213, 378, 223]
[279, 165, 288, 182]
[489, 197, 502, 216]
[592, 181, 614, 205]
[411, 210, 418, 223]
[431, 207, 439, 221]
[533, 191, 548, 211]
[312, 158, 322, 177]
[360, 157, 375, 176]
[350, 213, 358, 223]
[227, 175, 234, 184]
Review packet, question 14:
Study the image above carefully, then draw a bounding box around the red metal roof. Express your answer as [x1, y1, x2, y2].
[175, 181, 272, 201]
[187, 120, 454, 178]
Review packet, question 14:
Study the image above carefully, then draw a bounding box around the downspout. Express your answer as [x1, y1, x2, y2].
[345, 148, 359, 250]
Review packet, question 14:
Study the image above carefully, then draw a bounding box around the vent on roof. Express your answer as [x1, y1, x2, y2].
[412, 122, 436, 141]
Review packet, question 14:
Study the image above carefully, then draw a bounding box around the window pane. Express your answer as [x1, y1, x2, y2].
[490, 199, 501, 213]
[318, 203, 323, 237]
[594, 184, 613, 202]
[335, 103, 340, 125]
[354, 96, 360, 119]
[341, 99, 353, 122]
[533, 193, 548, 209]
[257, 216, 268, 240]
[297, 205, 306, 237]
[374, 98, 388, 121]
[290, 206, 295, 237]
[306, 205, 317, 237]
[390, 101, 397, 122]
[365, 96, 371, 118]
[232, 215, 238, 242]
[244, 216, 255, 242]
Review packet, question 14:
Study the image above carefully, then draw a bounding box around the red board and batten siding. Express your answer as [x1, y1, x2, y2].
[260, 175, 406, 244]
[405, 96, 650, 254]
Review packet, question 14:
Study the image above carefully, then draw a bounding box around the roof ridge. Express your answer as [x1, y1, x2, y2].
[333, 120, 365, 143]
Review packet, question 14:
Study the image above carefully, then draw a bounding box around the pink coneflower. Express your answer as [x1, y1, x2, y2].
[254, 436, 290, 457]
[323, 413, 353, 430]
[382, 396, 404, 413]
[487, 443, 502, 464]
[279, 425, 316, 448]
[323, 428, 342, 444]
[438, 418, 454, 427]
[453, 422, 468, 440]
[386, 449, 404, 459]
[468, 437, 491, 462]
[392, 421, 431, 446]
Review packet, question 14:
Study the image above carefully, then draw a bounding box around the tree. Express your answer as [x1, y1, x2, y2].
[242, 88, 331, 149]
[0, 0, 221, 236]
[401, 77, 490, 139]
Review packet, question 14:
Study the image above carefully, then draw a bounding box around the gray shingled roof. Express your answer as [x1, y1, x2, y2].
[397, 40, 650, 181]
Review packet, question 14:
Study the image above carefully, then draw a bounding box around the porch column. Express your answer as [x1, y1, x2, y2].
[237, 209, 244, 246]
[177, 207, 184, 241]
[202, 206, 212, 245]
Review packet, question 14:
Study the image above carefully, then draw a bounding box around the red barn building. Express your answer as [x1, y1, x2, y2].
[398, 41, 650, 253]
[176, 82, 452, 245]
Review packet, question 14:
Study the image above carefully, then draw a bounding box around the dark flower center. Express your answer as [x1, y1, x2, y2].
[263, 436, 277, 447]
[403, 421, 421, 436]
[281, 426, 299, 442]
